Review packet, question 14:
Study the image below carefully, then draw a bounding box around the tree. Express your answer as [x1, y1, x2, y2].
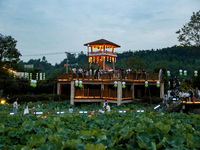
[0, 34, 21, 67]
[176, 10, 200, 49]
[122, 55, 147, 71]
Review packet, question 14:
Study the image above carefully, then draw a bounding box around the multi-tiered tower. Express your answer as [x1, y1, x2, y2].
[84, 39, 120, 72]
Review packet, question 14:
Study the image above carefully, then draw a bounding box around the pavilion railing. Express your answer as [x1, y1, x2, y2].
[58, 72, 160, 81]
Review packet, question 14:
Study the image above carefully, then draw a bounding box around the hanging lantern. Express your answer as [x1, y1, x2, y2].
[79, 80, 82, 89]
[122, 82, 126, 89]
[167, 71, 170, 77]
[145, 81, 148, 87]
[156, 81, 160, 88]
[107, 56, 109, 61]
[110, 57, 111, 62]
[75, 80, 79, 87]
[184, 70, 187, 76]
[194, 70, 198, 77]
[179, 69, 183, 76]
[115, 58, 116, 63]
[114, 81, 118, 88]
[112, 58, 114, 62]
[30, 80, 37, 88]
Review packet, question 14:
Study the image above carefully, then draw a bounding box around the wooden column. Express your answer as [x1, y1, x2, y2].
[103, 57, 105, 72]
[117, 81, 122, 106]
[160, 82, 164, 98]
[70, 81, 74, 105]
[112, 58, 115, 72]
[57, 82, 60, 95]
[131, 83, 135, 100]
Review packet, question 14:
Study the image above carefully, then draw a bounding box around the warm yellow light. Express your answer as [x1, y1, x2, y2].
[93, 57, 95, 63]
[115, 58, 116, 63]
[1, 99, 6, 105]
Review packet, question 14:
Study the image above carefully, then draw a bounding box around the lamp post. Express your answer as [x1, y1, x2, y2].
[65, 52, 70, 73]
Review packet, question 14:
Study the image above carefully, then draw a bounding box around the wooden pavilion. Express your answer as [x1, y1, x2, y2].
[84, 39, 120, 72]
[57, 39, 164, 105]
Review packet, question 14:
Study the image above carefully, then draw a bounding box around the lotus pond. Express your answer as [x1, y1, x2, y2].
[0, 102, 200, 150]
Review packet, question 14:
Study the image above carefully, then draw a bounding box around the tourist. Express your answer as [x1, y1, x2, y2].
[198, 90, 200, 101]
[142, 69, 146, 80]
[163, 94, 168, 109]
[103, 100, 108, 107]
[69, 106, 73, 114]
[78, 68, 83, 78]
[6, 94, 10, 101]
[119, 67, 125, 79]
[23, 102, 29, 115]
[105, 103, 110, 112]
[72, 67, 77, 78]
[13, 98, 19, 114]
[170, 89, 175, 100]
[137, 69, 142, 79]
[189, 89, 193, 102]
[185, 91, 190, 102]
[99, 108, 103, 114]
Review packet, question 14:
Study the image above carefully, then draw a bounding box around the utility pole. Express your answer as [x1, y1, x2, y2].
[65, 52, 70, 73]
[87, 44, 89, 70]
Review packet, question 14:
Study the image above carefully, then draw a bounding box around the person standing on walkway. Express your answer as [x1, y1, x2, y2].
[13, 98, 19, 114]
[163, 94, 168, 109]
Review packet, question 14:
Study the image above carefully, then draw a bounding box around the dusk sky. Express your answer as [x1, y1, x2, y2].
[0, 0, 199, 65]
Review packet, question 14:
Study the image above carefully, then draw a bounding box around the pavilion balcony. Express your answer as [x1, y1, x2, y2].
[57, 72, 160, 81]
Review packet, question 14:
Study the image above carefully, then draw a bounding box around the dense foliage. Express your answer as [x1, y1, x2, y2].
[176, 10, 200, 49]
[0, 109, 200, 149]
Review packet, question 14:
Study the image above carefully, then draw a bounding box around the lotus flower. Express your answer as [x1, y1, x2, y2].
[32, 106, 35, 109]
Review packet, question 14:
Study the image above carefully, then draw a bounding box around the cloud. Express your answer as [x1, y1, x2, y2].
[0, 0, 199, 64]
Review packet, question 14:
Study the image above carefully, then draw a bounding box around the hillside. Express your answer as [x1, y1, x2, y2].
[18, 47, 200, 78]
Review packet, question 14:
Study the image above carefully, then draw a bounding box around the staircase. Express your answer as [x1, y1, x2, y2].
[163, 101, 182, 113]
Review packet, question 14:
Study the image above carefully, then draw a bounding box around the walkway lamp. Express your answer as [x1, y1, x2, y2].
[194, 71, 198, 77]
[145, 81, 148, 87]
[167, 71, 170, 77]
[184, 70, 187, 76]
[157, 81, 160, 88]
[179, 69, 183, 76]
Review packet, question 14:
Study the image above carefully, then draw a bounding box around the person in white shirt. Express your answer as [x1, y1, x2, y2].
[105, 103, 110, 112]
[78, 68, 83, 73]
[13, 98, 19, 114]
[72, 67, 77, 78]
[99, 108, 103, 114]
